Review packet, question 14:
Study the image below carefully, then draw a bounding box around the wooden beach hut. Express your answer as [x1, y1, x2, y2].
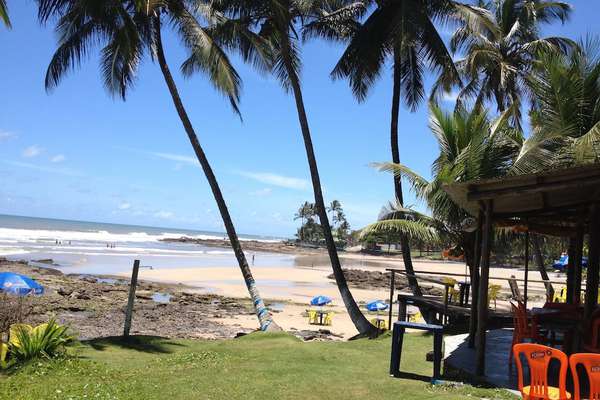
[443, 164, 600, 376]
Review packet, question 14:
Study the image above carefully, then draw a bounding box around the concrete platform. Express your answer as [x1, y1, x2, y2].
[444, 329, 519, 391]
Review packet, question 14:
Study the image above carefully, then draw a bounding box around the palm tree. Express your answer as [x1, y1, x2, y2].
[210, 0, 377, 336]
[449, 0, 573, 125]
[525, 38, 600, 165]
[330, 0, 481, 298]
[37, 0, 279, 331]
[0, 0, 10, 28]
[327, 200, 342, 227]
[294, 201, 314, 241]
[374, 104, 522, 267]
[375, 103, 523, 338]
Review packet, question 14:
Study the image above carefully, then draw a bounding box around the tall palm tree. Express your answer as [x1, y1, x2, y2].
[37, 0, 279, 331]
[525, 38, 600, 165]
[209, 0, 377, 336]
[449, 0, 573, 125]
[0, 0, 10, 28]
[330, 0, 480, 298]
[327, 200, 342, 227]
[294, 201, 314, 241]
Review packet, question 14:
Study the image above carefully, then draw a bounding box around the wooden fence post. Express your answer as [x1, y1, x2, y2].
[123, 259, 140, 337]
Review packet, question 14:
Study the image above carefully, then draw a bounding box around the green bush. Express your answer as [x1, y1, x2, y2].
[8, 319, 74, 363]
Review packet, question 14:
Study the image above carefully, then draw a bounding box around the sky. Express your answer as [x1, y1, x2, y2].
[0, 1, 597, 238]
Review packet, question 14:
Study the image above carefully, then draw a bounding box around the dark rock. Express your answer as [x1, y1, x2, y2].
[58, 287, 73, 297]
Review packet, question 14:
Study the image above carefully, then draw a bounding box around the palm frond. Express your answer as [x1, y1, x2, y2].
[0, 0, 10, 28]
[371, 161, 431, 200]
[176, 6, 242, 114]
[359, 219, 440, 243]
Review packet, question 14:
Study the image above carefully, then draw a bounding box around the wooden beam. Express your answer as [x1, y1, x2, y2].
[468, 210, 483, 348]
[476, 200, 493, 376]
[467, 176, 600, 202]
[572, 212, 585, 304]
[524, 231, 529, 309]
[566, 238, 576, 304]
[585, 204, 600, 320]
[388, 271, 395, 330]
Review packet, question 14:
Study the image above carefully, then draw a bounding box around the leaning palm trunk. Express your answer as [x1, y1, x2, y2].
[532, 234, 554, 301]
[282, 48, 377, 337]
[153, 16, 278, 331]
[390, 56, 423, 298]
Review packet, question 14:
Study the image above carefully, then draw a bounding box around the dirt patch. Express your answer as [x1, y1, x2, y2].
[327, 268, 444, 296]
[0, 259, 256, 340]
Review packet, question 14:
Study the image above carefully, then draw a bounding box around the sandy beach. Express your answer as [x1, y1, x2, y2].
[113, 250, 567, 339]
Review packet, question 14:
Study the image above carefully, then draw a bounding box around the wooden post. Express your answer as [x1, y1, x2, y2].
[476, 200, 493, 377]
[572, 215, 585, 304]
[566, 238, 576, 304]
[468, 211, 483, 348]
[585, 204, 600, 320]
[524, 231, 529, 309]
[123, 259, 140, 337]
[388, 270, 396, 329]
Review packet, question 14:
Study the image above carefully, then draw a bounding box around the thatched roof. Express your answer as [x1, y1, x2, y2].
[443, 164, 600, 236]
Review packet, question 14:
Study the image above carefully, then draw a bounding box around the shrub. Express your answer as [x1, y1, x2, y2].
[8, 319, 74, 362]
[0, 293, 32, 341]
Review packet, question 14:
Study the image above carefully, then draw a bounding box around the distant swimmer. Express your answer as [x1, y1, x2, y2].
[252, 254, 255, 266]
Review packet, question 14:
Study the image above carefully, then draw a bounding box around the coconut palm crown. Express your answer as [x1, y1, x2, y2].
[449, 0, 574, 126]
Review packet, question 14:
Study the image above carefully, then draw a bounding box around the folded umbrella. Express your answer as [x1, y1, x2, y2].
[0, 272, 44, 296]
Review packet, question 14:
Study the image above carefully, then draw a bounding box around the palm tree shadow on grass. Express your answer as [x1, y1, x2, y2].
[83, 335, 186, 354]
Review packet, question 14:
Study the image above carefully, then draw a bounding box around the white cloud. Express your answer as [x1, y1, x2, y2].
[154, 210, 174, 219]
[117, 147, 198, 167]
[0, 130, 16, 141]
[51, 154, 66, 163]
[151, 152, 198, 165]
[2, 160, 82, 177]
[22, 145, 43, 158]
[250, 188, 273, 196]
[237, 171, 308, 190]
[118, 202, 132, 210]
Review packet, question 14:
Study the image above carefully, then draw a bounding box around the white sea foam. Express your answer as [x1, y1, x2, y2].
[0, 247, 29, 256]
[0, 227, 281, 245]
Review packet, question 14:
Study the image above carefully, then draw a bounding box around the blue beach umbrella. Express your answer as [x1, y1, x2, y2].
[310, 295, 332, 306]
[366, 300, 389, 312]
[0, 272, 44, 296]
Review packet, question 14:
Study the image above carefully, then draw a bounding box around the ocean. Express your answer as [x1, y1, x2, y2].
[0, 214, 294, 275]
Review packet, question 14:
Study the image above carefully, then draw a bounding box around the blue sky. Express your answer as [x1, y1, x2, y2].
[0, 1, 596, 237]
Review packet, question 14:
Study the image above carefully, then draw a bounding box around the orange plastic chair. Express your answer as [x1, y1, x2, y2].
[510, 302, 547, 363]
[513, 343, 571, 400]
[570, 353, 600, 400]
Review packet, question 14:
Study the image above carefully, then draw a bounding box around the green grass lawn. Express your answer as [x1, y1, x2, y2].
[0, 332, 515, 400]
